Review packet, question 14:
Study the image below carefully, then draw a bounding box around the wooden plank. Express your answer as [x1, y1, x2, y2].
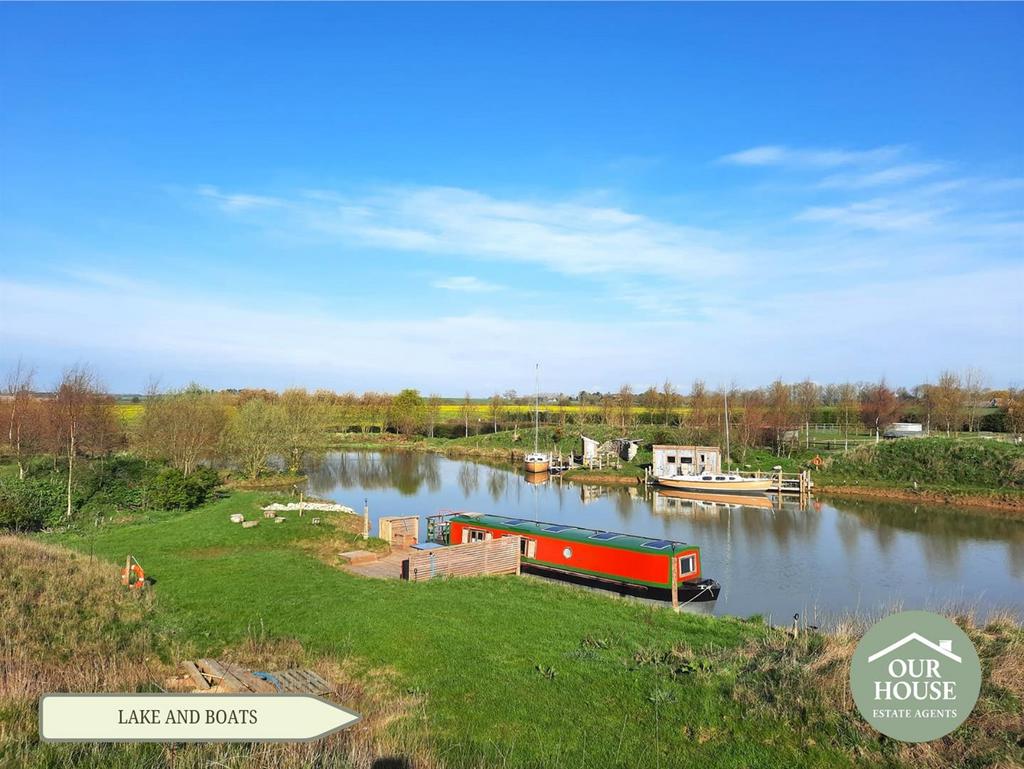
[222, 662, 277, 693]
[182, 660, 212, 691]
[197, 659, 248, 693]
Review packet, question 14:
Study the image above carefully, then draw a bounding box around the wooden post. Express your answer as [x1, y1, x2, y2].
[670, 553, 679, 611]
[123, 554, 132, 586]
[298, 490, 304, 517]
[362, 499, 369, 540]
[777, 470, 783, 497]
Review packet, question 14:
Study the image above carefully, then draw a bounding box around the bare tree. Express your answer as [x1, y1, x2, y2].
[4, 361, 37, 479]
[930, 371, 965, 436]
[836, 382, 859, 450]
[52, 366, 107, 517]
[460, 392, 473, 438]
[735, 388, 766, 460]
[963, 367, 987, 433]
[765, 379, 793, 456]
[860, 379, 900, 442]
[793, 379, 820, 449]
[136, 384, 229, 475]
[688, 380, 713, 444]
[616, 385, 634, 431]
[660, 380, 679, 426]
[1005, 388, 1024, 441]
[488, 393, 503, 433]
[426, 393, 442, 438]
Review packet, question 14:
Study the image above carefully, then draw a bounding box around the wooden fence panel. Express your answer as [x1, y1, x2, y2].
[403, 536, 521, 582]
[379, 515, 419, 548]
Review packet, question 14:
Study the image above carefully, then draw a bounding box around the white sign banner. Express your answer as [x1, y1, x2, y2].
[39, 694, 360, 742]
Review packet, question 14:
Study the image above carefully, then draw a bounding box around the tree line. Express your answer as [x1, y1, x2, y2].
[4, 363, 1023, 493]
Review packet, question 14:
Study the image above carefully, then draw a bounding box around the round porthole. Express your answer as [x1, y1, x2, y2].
[562, 547, 573, 559]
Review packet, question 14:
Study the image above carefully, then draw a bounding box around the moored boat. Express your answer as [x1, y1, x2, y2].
[654, 472, 773, 494]
[443, 512, 721, 602]
[523, 363, 550, 473]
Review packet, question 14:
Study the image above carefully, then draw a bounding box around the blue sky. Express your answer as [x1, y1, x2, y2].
[1, 3, 1021, 394]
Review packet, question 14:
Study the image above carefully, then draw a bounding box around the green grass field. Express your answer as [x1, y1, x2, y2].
[36, 494, 858, 768]
[0, 488, 1014, 768]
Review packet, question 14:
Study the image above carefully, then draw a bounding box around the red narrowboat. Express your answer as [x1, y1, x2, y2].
[442, 513, 720, 603]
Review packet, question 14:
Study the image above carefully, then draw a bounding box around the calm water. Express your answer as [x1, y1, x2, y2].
[304, 450, 1024, 622]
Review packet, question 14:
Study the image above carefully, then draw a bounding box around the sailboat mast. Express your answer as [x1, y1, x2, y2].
[723, 388, 731, 472]
[534, 363, 540, 452]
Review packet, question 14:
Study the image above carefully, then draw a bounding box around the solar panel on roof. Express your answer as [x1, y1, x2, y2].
[590, 532, 620, 541]
[642, 539, 673, 550]
[544, 525, 573, 532]
[500, 519, 527, 525]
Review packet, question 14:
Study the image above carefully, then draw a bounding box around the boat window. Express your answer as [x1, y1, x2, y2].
[678, 554, 696, 577]
[590, 532, 620, 541]
[562, 547, 573, 559]
[715, 476, 726, 481]
[702, 476, 713, 481]
[642, 539, 672, 550]
[520, 537, 537, 558]
[467, 528, 490, 543]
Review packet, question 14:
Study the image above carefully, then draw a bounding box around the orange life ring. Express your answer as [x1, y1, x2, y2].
[121, 563, 145, 588]
[811, 455, 824, 468]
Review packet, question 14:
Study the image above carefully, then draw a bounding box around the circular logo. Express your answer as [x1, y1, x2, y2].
[850, 611, 981, 742]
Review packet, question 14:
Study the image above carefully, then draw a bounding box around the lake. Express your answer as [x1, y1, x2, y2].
[304, 450, 1024, 622]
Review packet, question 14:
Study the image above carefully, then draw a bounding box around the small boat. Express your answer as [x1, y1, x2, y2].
[654, 472, 773, 494]
[443, 513, 721, 603]
[524, 468, 549, 484]
[523, 363, 550, 473]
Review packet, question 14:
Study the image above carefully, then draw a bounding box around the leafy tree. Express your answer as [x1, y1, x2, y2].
[226, 399, 285, 479]
[279, 388, 327, 472]
[391, 389, 426, 436]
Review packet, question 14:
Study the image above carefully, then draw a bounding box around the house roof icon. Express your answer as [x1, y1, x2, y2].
[867, 633, 961, 664]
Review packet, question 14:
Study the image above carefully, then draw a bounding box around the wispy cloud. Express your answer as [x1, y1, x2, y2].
[719, 144, 905, 169]
[818, 163, 944, 189]
[794, 199, 948, 231]
[197, 184, 286, 212]
[432, 275, 502, 292]
[197, 184, 743, 281]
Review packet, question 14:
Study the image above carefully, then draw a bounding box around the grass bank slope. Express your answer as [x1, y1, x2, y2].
[0, 536, 422, 769]
[818, 438, 1024, 512]
[7, 492, 1022, 768]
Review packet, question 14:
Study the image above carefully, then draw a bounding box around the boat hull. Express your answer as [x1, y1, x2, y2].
[655, 476, 773, 494]
[524, 460, 550, 473]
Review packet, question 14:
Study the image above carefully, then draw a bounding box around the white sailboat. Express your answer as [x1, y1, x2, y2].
[524, 364, 550, 473]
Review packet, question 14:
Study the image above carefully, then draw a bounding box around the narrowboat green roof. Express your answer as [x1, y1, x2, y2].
[449, 513, 696, 556]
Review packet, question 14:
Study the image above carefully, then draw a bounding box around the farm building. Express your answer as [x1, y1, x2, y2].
[652, 445, 721, 478]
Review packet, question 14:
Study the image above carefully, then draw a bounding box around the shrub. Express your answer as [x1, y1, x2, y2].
[149, 466, 221, 510]
[0, 476, 65, 532]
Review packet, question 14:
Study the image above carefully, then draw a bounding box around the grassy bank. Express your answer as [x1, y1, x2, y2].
[2, 491, 1021, 768]
[817, 438, 1024, 513]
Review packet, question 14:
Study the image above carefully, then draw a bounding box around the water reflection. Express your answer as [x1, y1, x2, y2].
[305, 451, 1024, 621]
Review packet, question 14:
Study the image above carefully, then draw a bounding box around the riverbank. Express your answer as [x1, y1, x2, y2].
[4, 491, 1023, 769]
[816, 483, 1024, 516]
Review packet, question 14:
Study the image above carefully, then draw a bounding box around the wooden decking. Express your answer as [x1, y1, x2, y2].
[341, 551, 407, 579]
